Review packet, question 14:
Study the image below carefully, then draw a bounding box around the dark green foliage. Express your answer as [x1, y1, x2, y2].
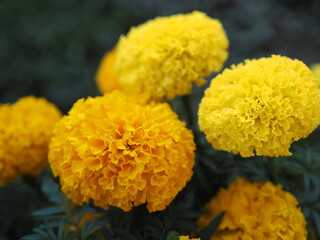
[21, 176, 104, 240]
[0, 173, 49, 239]
[20, 173, 224, 240]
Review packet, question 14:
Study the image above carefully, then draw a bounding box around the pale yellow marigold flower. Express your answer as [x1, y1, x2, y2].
[310, 62, 320, 79]
[0, 96, 62, 185]
[95, 48, 122, 93]
[197, 178, 307, 240]
[48, 90, 195, 212]
[179, 236, 200, 240]
[115, 11, 229, 100]
[198, 55, 320, 157]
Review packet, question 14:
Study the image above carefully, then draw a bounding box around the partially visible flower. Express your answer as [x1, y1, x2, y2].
[197, 178, 307, 240]
[198, 55, 320, 157]
[115, 11, 229, 100]
[96, 48, 122, 93]
[179, 236, 200, 240]
[0, 96, 62, 185]
[310, 62, 320, 79]
[49, 90, 195, 212]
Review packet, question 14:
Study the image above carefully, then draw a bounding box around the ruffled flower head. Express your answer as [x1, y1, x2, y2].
[114, 11, 228, 100]
[197, 178, 307, 240]
[95, 48, 122, 93]
[0, 96, 62, 185]
[198, 55, 320, 157]
[48, 91, 195, 212]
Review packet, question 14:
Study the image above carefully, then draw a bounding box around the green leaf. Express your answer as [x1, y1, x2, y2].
[80, 221, 101, 240]
[32, 228, 50, 238]
[44, 221, 57, 239]
[32, 206, 64, 217]
[21, 234, 47, 240]
[41, 176, 64, 205]
[196, 211, 226, 240]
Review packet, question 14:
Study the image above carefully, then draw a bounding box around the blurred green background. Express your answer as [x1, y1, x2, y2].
[1, 0, 320, 113]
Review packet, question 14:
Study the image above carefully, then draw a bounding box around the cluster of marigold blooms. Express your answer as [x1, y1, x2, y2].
[1, 11, 320, 240]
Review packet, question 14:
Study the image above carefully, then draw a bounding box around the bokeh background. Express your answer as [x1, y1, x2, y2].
[1, 0, 320, 113]
[0, 0, 320, 239]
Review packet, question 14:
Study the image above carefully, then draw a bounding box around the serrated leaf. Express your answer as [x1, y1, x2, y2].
[41, 176, 64, 205]
[32, 206, 64, 217]
[58, 220, 64, 240]
[21, 234, 46, 240]
[38, 220, 64, 230]
[80, 220, 101, 240]
[32, 228, 50, 238]
[196, 211, 226, 240]
[46, 220, 58, 239]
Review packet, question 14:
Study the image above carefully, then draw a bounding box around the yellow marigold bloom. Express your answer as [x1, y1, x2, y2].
[198, 55, 320, 157]
[115, 11, 229, 100]
[310, 62, 320, 79]
[197, 178, 307, 240]
[0, 96, 62, 185]
[95, 48, 122, 93]
[179, 236, 200, 240]
[48, 91, 195, 212]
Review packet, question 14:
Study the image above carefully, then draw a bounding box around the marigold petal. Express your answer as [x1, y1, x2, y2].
[49, 90, 195, 212]
[197, 178, 307, 240]
[115, 11, 229, 100]
[198, 55, 320, 157]
[0, 96, 62, 185]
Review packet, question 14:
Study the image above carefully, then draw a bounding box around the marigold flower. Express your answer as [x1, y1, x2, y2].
[48, 91, 195, 212]
[115, 11, 229, 100]
[0, 96, 62, 185]
[179, 236, 200, 240]
[95, 48, 122, 93]
[197, 178, 307, 240]
[310, 62, 320, 79]
[198, 55, 320, 157]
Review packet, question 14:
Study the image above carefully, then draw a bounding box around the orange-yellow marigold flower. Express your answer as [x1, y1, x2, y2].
[115, 11, 229, 100]
[48, 90, 195, 212]
[198, 55, 320, 157]
[95, 48, 122, 93]
[197, 178, 307, 240]
[0, 96, 62, 185]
